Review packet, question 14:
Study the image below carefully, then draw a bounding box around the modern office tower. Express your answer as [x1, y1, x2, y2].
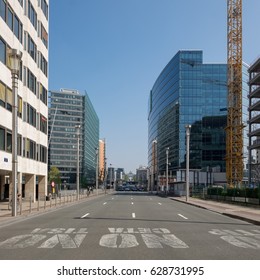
[48, 89, 99, 189]
[148, 50, 227, 189]
[0, 0, 49, 201]
[248, 57, 260, 187]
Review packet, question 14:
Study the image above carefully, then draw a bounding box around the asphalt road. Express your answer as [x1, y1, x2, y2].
[0, 192, 259, 260]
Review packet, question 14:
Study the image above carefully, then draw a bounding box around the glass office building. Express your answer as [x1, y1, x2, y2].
[148, 50, 227, 188]
[48, 89, 99, 189]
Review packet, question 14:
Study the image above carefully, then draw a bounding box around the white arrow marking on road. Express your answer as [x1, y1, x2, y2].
[81, 213, 90, 219]
[178, 214, 188, 220]
[132, 213, 136, 218]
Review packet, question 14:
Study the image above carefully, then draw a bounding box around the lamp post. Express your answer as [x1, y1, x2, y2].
[104, 157, 107, 193]
[185, 124, 191, 202]
[95, 147, 99, 195]
[166, 147, 169, 195]
[9, 49, 22, 217]
[75, 125, 80, 201]
[110, 164, 112, 189]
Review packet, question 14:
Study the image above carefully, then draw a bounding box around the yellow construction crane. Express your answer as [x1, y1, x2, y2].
[226, 0, 243, 187]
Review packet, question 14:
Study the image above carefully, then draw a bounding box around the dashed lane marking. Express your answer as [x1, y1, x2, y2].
[132, 213, 136, 219]
[81, 213, 90, 219]
[178, 214, 188, 220]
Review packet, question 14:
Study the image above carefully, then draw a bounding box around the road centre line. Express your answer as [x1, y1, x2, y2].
[132, 213, 136, 218]
[178, 214, 188, 220]
[81, 213, 90, 219]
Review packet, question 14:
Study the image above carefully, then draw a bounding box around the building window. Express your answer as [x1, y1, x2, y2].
[28, 35, 37, 61]
[41, 0, 48, 19]
[40, 114, 47, 134]
[0, 81, 5, 107]
[39, 83, 47, 105]
[0, 127, 5, 151]
[0, 38, 6, 65]
[27, 69, 36, 94]
[0, 0, 6, 21]
[7, 6, 13, 30]
[27, 103, 36, 127]
[7, 131, 12, 152]
[28, 0, 37, 30]
[6, 87, 12, 112]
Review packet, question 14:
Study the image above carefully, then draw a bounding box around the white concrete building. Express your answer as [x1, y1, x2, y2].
[0, 0, 49, 201]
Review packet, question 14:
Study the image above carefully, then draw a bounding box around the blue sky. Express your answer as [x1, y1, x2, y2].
[49, 0, 260, 173]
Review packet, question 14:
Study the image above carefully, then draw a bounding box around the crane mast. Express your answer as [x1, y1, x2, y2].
[226, 0, 243, 187]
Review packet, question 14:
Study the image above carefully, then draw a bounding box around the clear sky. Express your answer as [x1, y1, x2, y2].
[49, 0, 260, 173]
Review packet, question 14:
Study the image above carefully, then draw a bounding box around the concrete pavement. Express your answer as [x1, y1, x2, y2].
[0, 189, 111, 226]
[1, 192, 260, 226]
[171, 196, 260, 225]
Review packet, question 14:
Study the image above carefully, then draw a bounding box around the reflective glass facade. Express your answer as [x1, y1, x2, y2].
[48, 89, 99, 189]
[148, 50, 227, 182]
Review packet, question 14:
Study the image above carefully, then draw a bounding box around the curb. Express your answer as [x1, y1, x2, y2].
[170, 197, 260, 225]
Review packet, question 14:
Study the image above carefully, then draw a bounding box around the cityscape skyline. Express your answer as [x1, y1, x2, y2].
[49, 0, 260, 172]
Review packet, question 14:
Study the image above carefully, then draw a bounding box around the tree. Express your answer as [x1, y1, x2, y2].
[48, 166, 61, 186]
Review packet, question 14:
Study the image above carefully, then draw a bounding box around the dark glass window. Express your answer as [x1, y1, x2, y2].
[0, 38, 6, 64]
[7, 7, 13, 30]
[7, 131, 12, 152]
[0, 127, 5, 150]
[0, 0, 6, 21]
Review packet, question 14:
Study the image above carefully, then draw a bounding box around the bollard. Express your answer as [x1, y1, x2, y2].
[29, 196, 32, 213]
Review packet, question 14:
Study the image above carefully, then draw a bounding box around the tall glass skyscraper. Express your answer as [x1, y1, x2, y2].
[48, 89, 99, 189]
[148, 50, 227, 189]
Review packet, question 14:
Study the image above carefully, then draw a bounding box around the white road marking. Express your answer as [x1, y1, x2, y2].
[131, 202, 134, 205]
[81, 213, 90, 219]
[103, 202, 107, 205]
[132, 213, 136, 218]
[178, 214, 188, 220]
[99, 228, 188, 249]
[131, 197, 133, 200]
[158, 202, 162, 205]
[209, 229, 260, 249]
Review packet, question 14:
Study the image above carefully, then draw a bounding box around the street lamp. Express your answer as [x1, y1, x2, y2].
[9, 49, 22, 217]
[166, 147, 169, 195]
[95, 147, 99, 195]
[75, 125, 80, 201]
[185, 124, 191, 202]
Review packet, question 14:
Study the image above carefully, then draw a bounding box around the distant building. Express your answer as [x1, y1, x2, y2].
[0, 0, 49, 201]
[136, 166, 148, 187]
[48, 89, 99, 189]
[248, 57, 260, 187]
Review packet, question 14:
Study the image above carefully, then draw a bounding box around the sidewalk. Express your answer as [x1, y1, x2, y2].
[170, 196, 260, 225]
[0, 189, 110, 226]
